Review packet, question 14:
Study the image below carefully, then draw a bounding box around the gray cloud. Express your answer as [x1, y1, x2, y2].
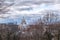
[16, 7, 33, 11]
[14, 0, 60, 6]
[0, 0, 60, 19]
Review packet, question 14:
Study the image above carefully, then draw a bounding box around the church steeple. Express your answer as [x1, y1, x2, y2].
[21, 17, 26, 25]
[18, 16, 27, 30]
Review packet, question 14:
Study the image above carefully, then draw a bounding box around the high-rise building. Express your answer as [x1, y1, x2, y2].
[18, 17, 27, 30]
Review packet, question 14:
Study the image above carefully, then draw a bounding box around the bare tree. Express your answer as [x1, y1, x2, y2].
[43, 10, 59, 25]
[0, 0, 14, 14]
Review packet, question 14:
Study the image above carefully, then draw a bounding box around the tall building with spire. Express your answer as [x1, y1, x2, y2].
[18, 17, 27, 30]
[21, 17, 26, 25]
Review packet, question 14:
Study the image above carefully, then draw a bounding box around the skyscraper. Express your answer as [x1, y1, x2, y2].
[18, 17, 27, 30]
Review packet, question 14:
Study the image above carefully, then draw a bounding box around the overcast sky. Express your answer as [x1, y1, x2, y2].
[0, 0, 60, 24]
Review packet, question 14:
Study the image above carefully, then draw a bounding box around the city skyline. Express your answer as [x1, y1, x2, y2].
[0, 0, 60, 24]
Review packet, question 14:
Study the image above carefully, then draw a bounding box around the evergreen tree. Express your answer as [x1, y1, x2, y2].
[58, 30, 60, 40]
[13, 34, 18, 40]
[0, 34, 2, 40]
[6, 32, 11, 40]
[44, 31, 53, 40]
